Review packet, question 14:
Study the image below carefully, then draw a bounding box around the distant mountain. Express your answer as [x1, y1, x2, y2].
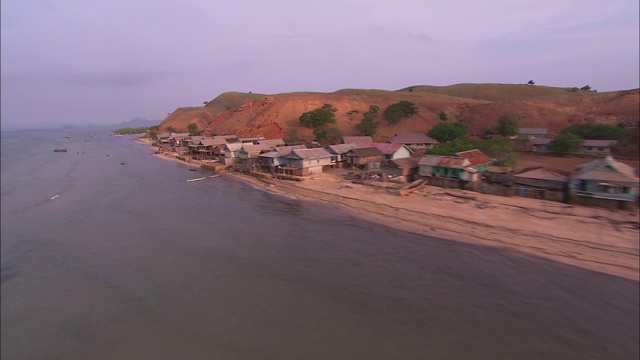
[60, 117, 160, 131]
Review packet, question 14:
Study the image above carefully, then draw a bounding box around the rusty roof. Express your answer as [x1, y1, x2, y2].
[454, 149, 494, 166]
[343, 136, 373, 144]
[357, 142, 407, 155]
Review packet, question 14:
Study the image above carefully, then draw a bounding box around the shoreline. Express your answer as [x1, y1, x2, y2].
[140, 138, 639, 281]
[223, 170, 639, 281]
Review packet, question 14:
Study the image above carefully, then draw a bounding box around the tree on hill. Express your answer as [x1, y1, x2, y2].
[285, 128, 301, 143]
[382, 101, 418, 125]
[313, 127, 343, 144]
[427, 122, 468, 142]
[299, 107, 337, 128]
[548, 133, 584, 154]
[354, 104, 381, 136]
[560, 123, 632, 142]
[187, 123, 202, 136]
[528, 80, 535, 85]
[495, 112, 519, 137]
[581, 85, 592, 91]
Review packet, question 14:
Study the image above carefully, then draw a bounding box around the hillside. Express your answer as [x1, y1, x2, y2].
[157, 84, 639, 141]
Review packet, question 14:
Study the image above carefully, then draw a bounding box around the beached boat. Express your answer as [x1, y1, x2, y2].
[187, 177, 206, 182]
[53, 147, 67, 152]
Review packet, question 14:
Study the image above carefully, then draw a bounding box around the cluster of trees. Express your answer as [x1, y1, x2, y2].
[427, 121, 518, 167]
[299, 104, 338, 128]
[299, 100, 418, 141]
[382, 101, 419, 125]
[113, 126, 157, 135]
[548, 123, 633, 154]
[355, 105, 381, 136]
[187, 123, 202, 136]
[560, 123, 631, 141]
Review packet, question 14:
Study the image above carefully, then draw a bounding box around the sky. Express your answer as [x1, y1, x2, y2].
[1, 0, 638, 130]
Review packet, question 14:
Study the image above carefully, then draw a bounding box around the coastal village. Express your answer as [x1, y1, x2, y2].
[149, 129, 639, 211]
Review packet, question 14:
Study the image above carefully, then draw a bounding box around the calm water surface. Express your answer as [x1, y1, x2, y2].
[1, 129, 638, 359]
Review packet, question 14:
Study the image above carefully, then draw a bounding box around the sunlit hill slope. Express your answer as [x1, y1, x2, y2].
[158, 84, 640, 141]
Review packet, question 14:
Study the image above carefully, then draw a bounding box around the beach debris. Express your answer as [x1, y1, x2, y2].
[120, 162, 126, 165]
[187, 177, 206, 182]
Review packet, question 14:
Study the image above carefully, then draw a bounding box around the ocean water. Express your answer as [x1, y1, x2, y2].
[1, 129, 638, 360]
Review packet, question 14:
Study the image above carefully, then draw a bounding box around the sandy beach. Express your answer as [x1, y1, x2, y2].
[140, 138, 639, 281]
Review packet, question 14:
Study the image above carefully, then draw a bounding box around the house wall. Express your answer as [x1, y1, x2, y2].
[583, 146, 612, 155]
[391, 148, 411, 160]
[569, 194, 637, 210]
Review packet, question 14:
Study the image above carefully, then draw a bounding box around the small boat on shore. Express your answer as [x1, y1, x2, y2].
[53, 147, 67, 152]
[187, 177, 206, 182]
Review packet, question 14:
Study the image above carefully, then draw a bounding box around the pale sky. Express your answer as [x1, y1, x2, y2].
[1, 0, 638, 130]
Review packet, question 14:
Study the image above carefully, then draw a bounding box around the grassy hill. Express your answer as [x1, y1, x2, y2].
[156, 83, 639, 141]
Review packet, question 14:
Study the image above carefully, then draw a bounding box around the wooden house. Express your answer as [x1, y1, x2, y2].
[259, 145, 306, 168]
[169, 133, 190, 146]
[284, 148, 333, 176]
[569, 156, 639, 208]
[156, 133, 171, 146]
[238, 143, 273, 160]
[385, 133, 439, 149]
[326, 143, 359, 167]
[215, 143, 243, 164]
[513, 167, 569, 202]
[390, 157, 420, 183]
[357, 142, 412, 163]
[345, 147, 383, 170]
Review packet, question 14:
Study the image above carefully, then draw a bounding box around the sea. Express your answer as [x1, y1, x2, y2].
[1, 129, 638, 360]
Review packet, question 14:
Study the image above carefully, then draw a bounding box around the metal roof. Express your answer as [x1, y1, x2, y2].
[519, 128, 548, 135]
[386, 133, 438, 144]
[343, 136, 373, 144]
[572, 156, 639, 182]
[286, 148, 332, 160]
[515, 167, 570, 182]
[326, 143, 359, 154]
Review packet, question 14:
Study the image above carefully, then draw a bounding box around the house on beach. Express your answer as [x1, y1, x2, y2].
[418, 149, 495, 188]
[345, 147, 383, 170]
[357, 142, 412, 163]
[284, 148, 333, 176]
[569, 156, 639, 209]
[326, 143, 359, 168]
[513, 167, 569, 202]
